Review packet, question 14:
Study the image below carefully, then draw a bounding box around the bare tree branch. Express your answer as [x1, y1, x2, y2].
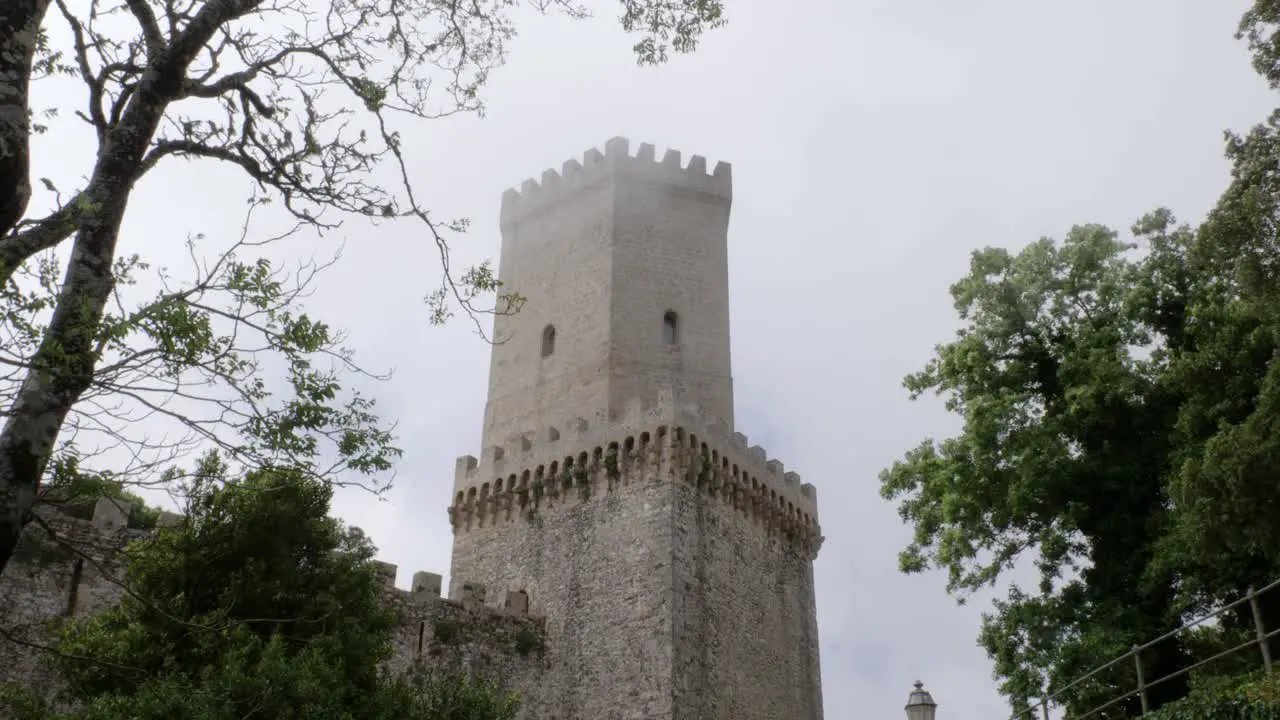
[125, 0, 167, 59]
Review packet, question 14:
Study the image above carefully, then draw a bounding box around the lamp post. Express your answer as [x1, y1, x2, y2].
[906, 680, 938, 720]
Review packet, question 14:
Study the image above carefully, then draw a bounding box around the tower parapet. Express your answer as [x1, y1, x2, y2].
[499, 137, 732, 229]
[450, 388, 822, 559]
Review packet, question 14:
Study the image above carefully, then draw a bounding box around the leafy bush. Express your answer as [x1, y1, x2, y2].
[514, 627, 544, 656]
[1147, 672, 1280, 719]
[435, 618, 460, 644]
[0, 460, 519, 720]
[40, 456, 160, 530]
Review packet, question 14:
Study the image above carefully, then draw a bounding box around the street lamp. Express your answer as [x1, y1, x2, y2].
[906, 680, 938, 720]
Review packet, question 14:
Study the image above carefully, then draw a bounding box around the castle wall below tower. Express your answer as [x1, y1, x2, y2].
[670, 481, 824, 720]
[0, 500, 548, 714]
[450, 469, 678, 720]
[449, 392, 824, 720]
[0, 499, 139, 708]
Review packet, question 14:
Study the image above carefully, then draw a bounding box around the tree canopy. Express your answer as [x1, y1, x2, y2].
[0, 455, 522, 720]
[879, 2, 1280, 715]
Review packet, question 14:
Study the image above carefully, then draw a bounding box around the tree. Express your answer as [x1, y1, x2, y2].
[880, 4, 1280, 714]
[878, 218, 1198, 716]
[0, 455, 522, 720]
[1149, 71, 1280, 633]
[0, 0, 729, 577]
[880, 150, 1280, 717]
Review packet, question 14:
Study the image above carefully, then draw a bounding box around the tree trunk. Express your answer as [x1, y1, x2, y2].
[0, 71, 179, 574]
[0, 0, 267, 574]
[0, 196, 131, 573]
[0, 0, 49, 238]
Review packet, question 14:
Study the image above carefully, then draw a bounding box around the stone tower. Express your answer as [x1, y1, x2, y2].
[448, 137, 825, 720]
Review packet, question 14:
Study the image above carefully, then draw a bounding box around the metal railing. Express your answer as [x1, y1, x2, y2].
[1009, 577, 1280, 720]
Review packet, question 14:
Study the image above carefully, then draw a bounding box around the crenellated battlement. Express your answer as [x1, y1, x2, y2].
[449, 390, 823, 559]
[369, 560, 538, 618]
[16, 499, 541, 621]
[498, 137, 732, 228]
[19, 497, 541, 618]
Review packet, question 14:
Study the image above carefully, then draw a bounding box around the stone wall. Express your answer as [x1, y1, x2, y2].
[669, 480, 824, 720]
[0, 498, 547, 712]
[0, 497, 142, 700]
[448, 394, 824, 720]
[450, 454, 680, 719]
[379, 564, 549, 706]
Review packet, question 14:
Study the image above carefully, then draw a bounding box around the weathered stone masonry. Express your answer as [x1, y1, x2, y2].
[0, 498, 142, 699]
[0, 137, 826, 719]
[449, 395, 823, 720]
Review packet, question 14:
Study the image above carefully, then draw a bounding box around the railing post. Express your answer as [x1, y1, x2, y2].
[1040, 696, 1051, 720]
[1133, 644, 1149, 715]
[1248, 586, 1274, 676]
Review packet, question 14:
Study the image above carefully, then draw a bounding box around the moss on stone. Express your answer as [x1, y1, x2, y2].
[434, 618, 460, 644]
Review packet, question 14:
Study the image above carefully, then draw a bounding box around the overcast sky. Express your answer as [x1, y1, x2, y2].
[25, 0, 1280, 718]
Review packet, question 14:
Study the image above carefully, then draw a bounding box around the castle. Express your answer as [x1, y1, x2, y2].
[0, 137, 826, 719]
